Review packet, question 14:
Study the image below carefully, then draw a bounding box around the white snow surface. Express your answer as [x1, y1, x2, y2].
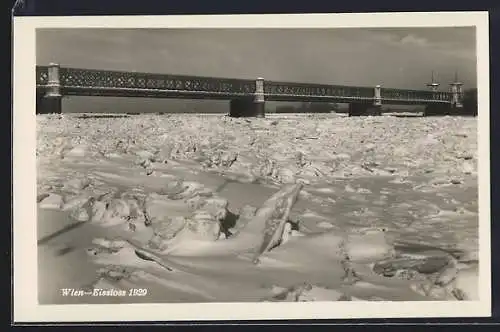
[37, 113, 478, 304]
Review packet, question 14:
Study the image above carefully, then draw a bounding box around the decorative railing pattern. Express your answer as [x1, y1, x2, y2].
[36, 66, 49, 85]
[36, 65, 456, 105]
[37, 66, 256, 95]
[381, 88, 452, 102]
[264, 81, 374, 99]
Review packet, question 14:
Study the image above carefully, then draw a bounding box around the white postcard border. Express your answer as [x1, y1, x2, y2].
[13, 12, 491, 322]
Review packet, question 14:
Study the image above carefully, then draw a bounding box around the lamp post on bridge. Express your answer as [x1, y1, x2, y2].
[423, 70, 443, 116]
[426, 70, 440, 92]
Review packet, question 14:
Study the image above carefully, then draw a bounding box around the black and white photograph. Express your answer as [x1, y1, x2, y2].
[13, 12, 490, 322]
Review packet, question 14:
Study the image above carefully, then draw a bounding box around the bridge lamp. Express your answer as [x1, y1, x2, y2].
[426, 70, 440, 92]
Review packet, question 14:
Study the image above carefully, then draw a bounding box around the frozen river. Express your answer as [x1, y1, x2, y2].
[36, 113, 479, 303]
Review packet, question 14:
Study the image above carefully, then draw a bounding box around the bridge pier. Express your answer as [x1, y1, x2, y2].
[423, 104, 453, 116]
[348, 85, 383, 117]
[36, 63, 62, 114]
[348, 103, 382, 117]
[424, 104, 477, 117]
[229, 77, 265, 118]
[229, 97, 264, 117]
[36, 90, 62, 114]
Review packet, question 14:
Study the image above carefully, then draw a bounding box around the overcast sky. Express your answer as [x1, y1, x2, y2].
[37, 27, 477, 113]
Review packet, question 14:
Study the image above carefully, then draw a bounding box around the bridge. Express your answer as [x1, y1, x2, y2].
[36, 63, 476, 117]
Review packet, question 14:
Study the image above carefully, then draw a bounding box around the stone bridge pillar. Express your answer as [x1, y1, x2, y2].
[348, 103, 368, 116]
[348, 103, 382, 117]
[424, 103, 451, 116]
[254, 77, 265, 117]
[450, 82, 464, 109]
[348, 85, 382, 117]
[348, 84, 382, 117]
[36, 63, 62, 114]
[374, 85, 382, 107]
[229, 77, 265, 117]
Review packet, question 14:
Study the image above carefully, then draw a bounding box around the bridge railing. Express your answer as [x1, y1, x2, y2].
[380, 87, 452, 103]
[264, 81, 374, 101]
[36, 65, 457, 105]
[36, 65, 256, 96]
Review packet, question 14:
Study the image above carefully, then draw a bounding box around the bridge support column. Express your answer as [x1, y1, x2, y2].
[229, 77, 265, 118]
[425, 104, 475, 116]
[229, 98, 253, 117]
[374, 85, 382, 107]
[447, 80, 467, 115]
[423, 103, 452, 116]
[450, 78, 464, 109]
[36, 63, 62, 114]
[36, 91, 62, 114]
[348, 103, 382, 117]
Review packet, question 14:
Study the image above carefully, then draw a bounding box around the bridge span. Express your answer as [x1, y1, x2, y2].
[36, 63, 475, 117]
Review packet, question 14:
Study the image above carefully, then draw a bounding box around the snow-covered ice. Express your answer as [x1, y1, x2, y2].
[36, 113, 479, 304]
